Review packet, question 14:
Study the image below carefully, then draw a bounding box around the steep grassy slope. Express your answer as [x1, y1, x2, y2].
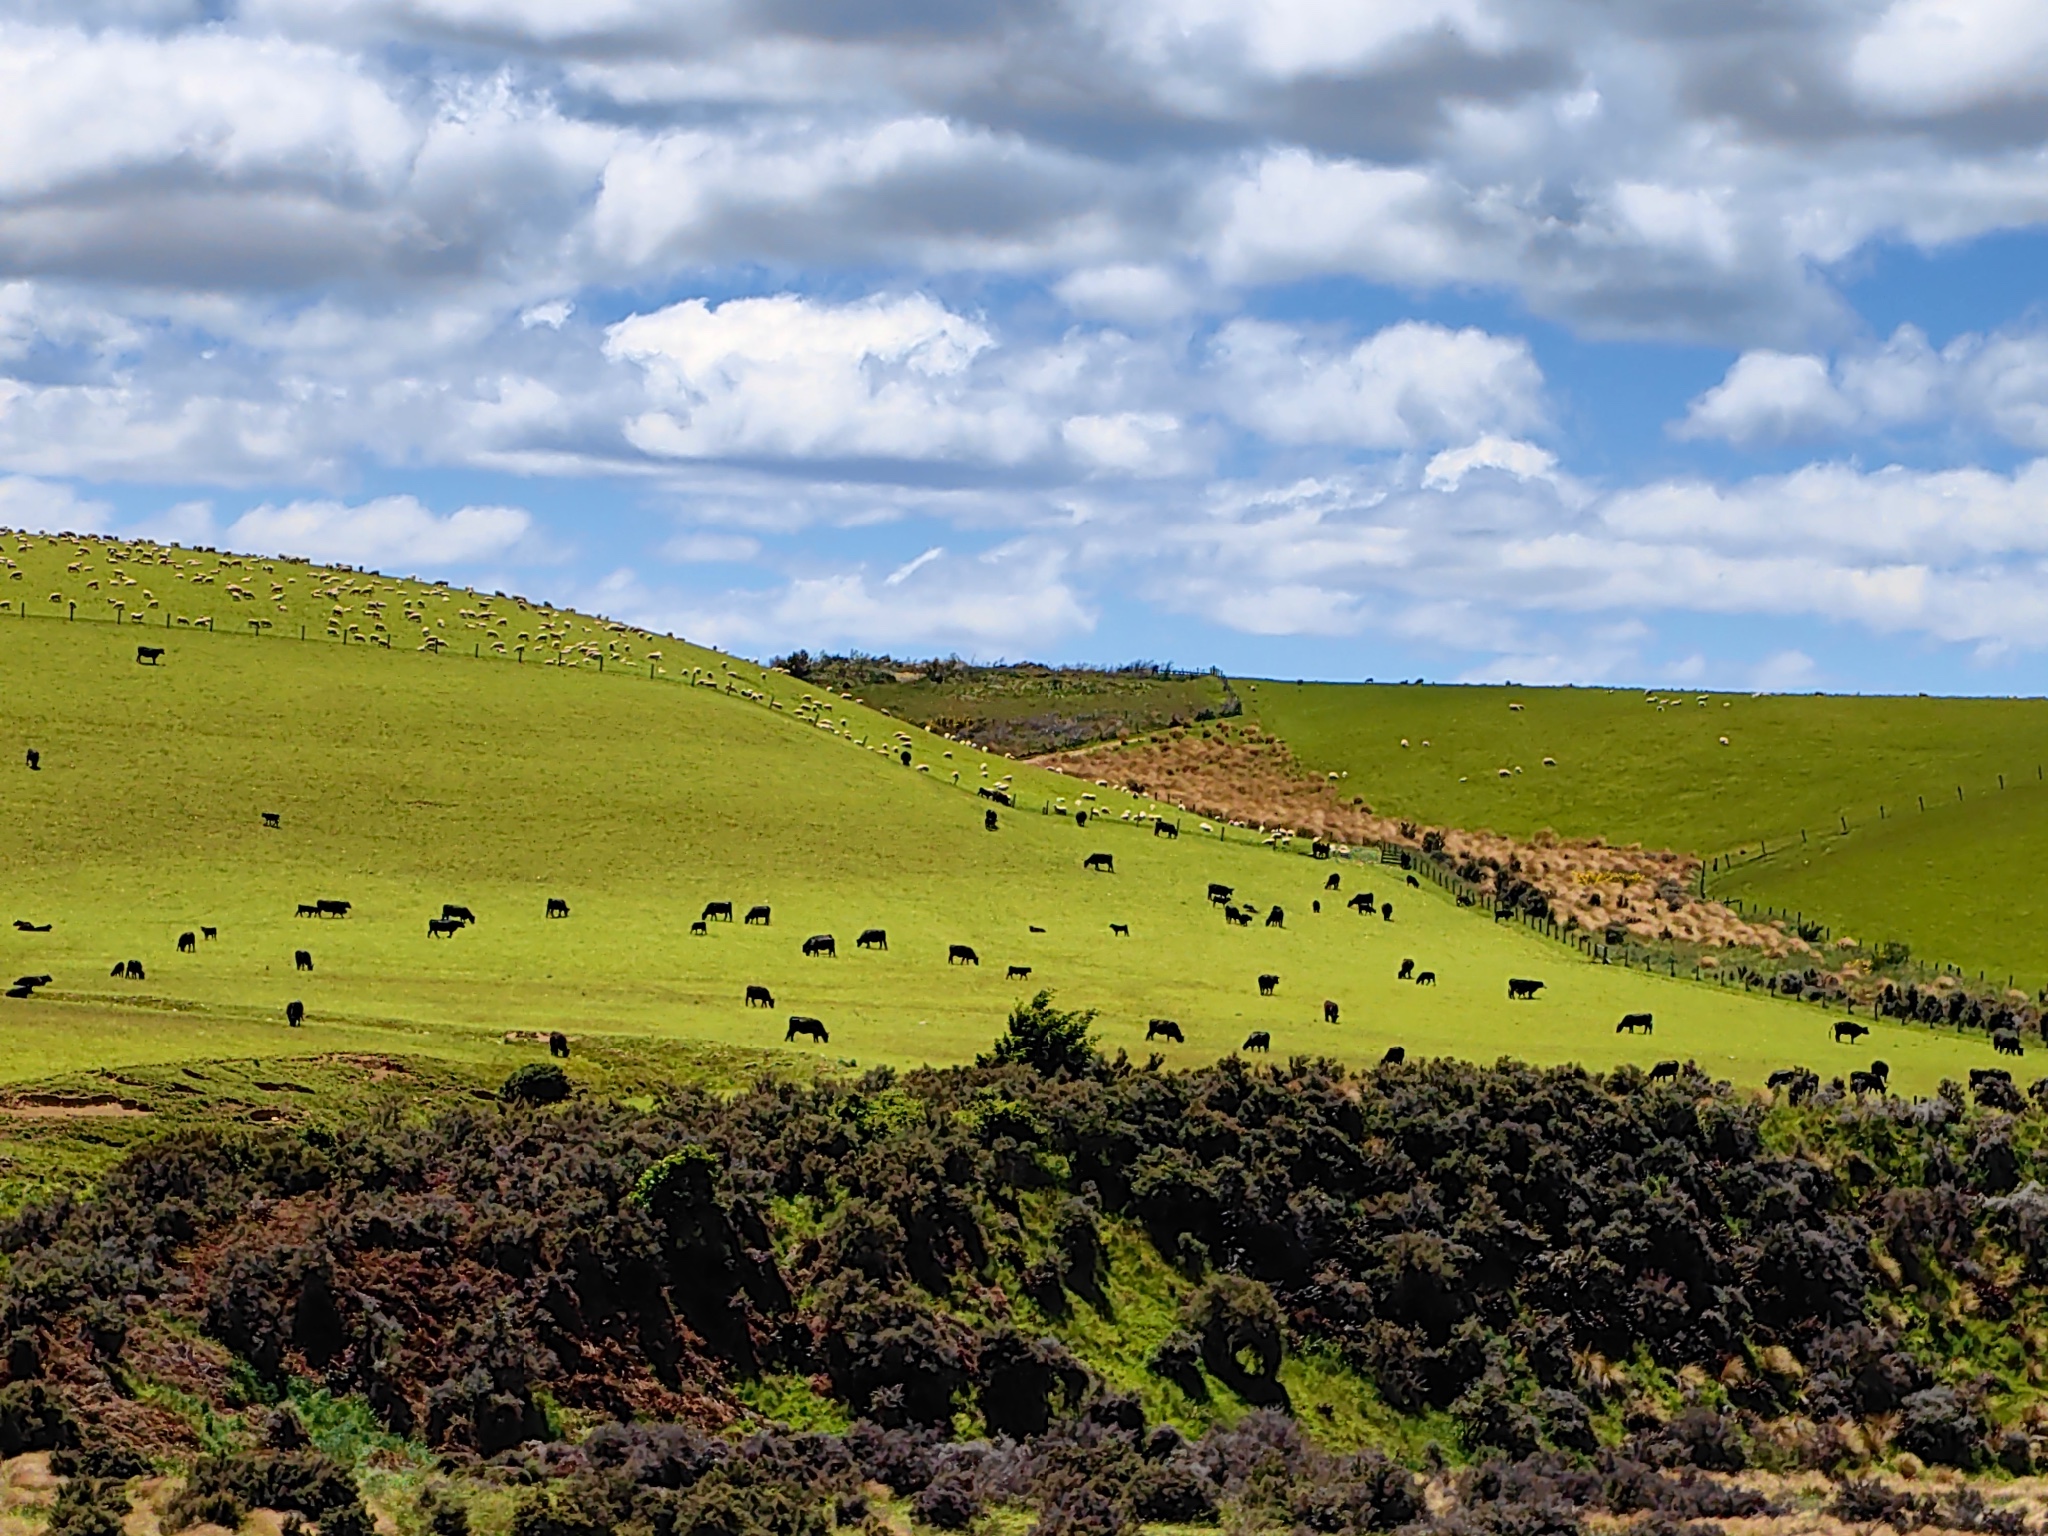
[0, 542, 1991, 1091]
[1248, 680, 2048, 983]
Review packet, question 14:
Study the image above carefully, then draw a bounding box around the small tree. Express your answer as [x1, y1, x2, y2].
[979, 991, 1099, 1077]
[500, 1062, 570, 1106]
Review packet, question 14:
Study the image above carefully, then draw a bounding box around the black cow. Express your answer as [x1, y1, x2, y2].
[1312, 840, 1331, 860]
[899, 750, 912, 766]
[12, 921, 49, 933]
[1257, 973, 1278, 996]
[1312, 900, 1320, 913]
[1265, 906, 1284, 928]
[110, 962, 124, 977]
[1154, 820, 1178, 838]
[546, 897, 570, 918]
[1110, 922, 1130, 937]
[442, 904, 476, 925]
[1995, 1029, 2025, 1056]
[985, 809, 999, 831]
[125, 959, 144, 980]
[690, 920, 707, 936]
[1242, 1031, 1271, 1052]
[745, 985, 774, 1008]
[1397, 958, 1414, 980]
[1007, 965, 1032, 979]
[1406, 874, 1419, 888]
[1225, 905, 1252, 927]
[178, 931, 196, 953]
[1381, 1046, 1405, 1066]
[803, 934, 837, 957]
[136, 645, 164, 664]
[1767, 1067, 1818, 1103]
[285, 999, 304, 1027]
[296, 904, 318, 918]
[1507, 977, 1544, 1000]
[1147, 1019, 1184, 1042]
[427, 918, 461, 937]
[549, 1032, 570, 1059]
[1324, 872, 1340, 891]
[1649, 1060, 1680, 1083]
[949, 944, 980, 966]
[1348, 893, 1374, 913]
[857, 929, 887, 950]
[295, 949, 314, 969]
[1207, 883, 1233, 905]
[1833, 1019, 1870, 1043]
[261, 812, 280, 829]
[745, 905, 771, 925]
[1616, 1013, 1654, 1034]
[201, 926, 216, 941]
[1075, 811, 1088, 828]
[1870, 1059, 1891, 1083]
[1084, 852, 1114, 873]
[1850, 1069, 1887, 1098]
[786, 1016, 829, 1043]
[1323, 999, 1339, 1024]
[316, 900, 350, 918]
[1028, 925, 1045, 934]
[1415, 971, 1436, 986]
[1381, 904, 1394, 922]
[702, 901, 734, 922]
[1972, 1067, 2013, 1088]
[23, 749, 37, 771]
[11, 976, 48, 991]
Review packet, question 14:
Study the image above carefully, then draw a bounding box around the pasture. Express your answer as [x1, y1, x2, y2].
[0, 575, 2002, 1097]
[1250, 679, 2048, 984]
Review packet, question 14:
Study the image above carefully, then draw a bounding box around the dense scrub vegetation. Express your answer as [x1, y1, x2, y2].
[7, 1000, 2048, 1528]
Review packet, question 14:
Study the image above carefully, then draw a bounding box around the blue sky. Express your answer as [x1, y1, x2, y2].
[5, 0, 2048, 692]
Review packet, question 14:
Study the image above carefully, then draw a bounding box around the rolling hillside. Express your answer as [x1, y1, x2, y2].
[1248, 679, 2048, 986]
[0, 530, 1980, 1092]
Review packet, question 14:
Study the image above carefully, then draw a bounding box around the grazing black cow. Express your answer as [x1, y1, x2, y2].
[1207, 883, 1233, 905]
[1649, 1060, 1680, 1083]
[1397, 958, 1415, 980]
[1972, 1067, 2013, 1088]
[786, 1016, 829, 1043]
[1348, 893, 1374, 913]
[1147, 1019, 1184, 1042]
[1154, 820, 1178, 838]
[428, 918, 461, 937]
[803, 934, 836, 957]
[1266, 906, 1284, 928]
[1381, 1046, 1405, 1066]
[1616, 1013, 1654, 1034]
[949, 944, 980, 966]
[124, 960, 143, 980]
[1995, 1028, 2025, 1056]
[4, 988, 31, 999]
[1323, 999, 1339, 1024]
[1075, 811, 1088, 828]
[1007, 965, 1032, 979]
[295, 949, 314, 969]
[1325, 873, 1341, 891]
[177, 931, 196, 953]
[261, 812, 280, 829]
[136, 645, 164, 665]
[1833, 1019, 1870, 1043]
[1312, 900, 1320, 914]
[201, 926, 216, 941]
[985, 809, 999, 832]
[1083, 852, 1114, 873]
[1870, 1059, 1890, 1083]
[12, 921, 49, 932]
[1507, 977, 1544, 1000]
[1850, 1069, 1888, 1097]
[1415, 971, 1436, 986]
[702, 901, 734, 922]
[110, 962, 124, 977]
[1257, 973, 1278, 996]
[1224, 905, 1252, 927]
[1028, 925, 1046, 934]
[690, 920, 708, 936]
[546, 897, 570, 918]
[1242, 1030, 1271, 1052]
[442, 904, 476, 925]
[285, 999, 304, 1027]
[1110, 922, 1129, 937]
[857, 929, 888, 950]
[1767, 1067, 1817, 1103]
[1381, 904, 1393, 922]
[1406, 874, 1419, 888]
[23, 750, 37, 771]
[745, 905, 771, 925]
[315, 900, 350, 918]
[549, 1032, 570, 1059]
[296, 904, 318, 918]
[745, 985, 774, 1008]
[11, 976, 48, 991]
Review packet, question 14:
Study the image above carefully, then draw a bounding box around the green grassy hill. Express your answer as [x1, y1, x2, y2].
[1247, 679, 2048, 985]
[0, 531, 1992, 1094]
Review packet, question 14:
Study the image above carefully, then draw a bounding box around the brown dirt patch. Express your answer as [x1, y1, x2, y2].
[0, 1092, 149, 1118]
[1038, 724, 1807, 958]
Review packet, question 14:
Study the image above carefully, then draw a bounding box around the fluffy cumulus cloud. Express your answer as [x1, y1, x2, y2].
[8, 0, 2048, 676]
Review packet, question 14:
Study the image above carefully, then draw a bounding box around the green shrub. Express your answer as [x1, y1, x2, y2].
[979, 991, 1098, 1077]
[500, 1062, 570, 1106]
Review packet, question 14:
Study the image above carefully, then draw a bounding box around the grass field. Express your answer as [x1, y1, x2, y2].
[0, 537, 2005, 1097]
[1247, 679, 2048, 984]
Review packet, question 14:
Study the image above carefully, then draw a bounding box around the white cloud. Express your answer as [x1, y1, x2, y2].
[1851, 0, 2048, 114]
[0, 475, 113, 534]
[1675, 352, 1859, 444]
[663, 531, 762, 564]
[1054, 265, 1199, 324]
[1423, 435, 1559, 491]
[225, 495, 534, 567]
[1214, 319, 1545, 448]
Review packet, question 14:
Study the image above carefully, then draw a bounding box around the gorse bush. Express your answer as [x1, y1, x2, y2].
[500, 1061, 570, 1105]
